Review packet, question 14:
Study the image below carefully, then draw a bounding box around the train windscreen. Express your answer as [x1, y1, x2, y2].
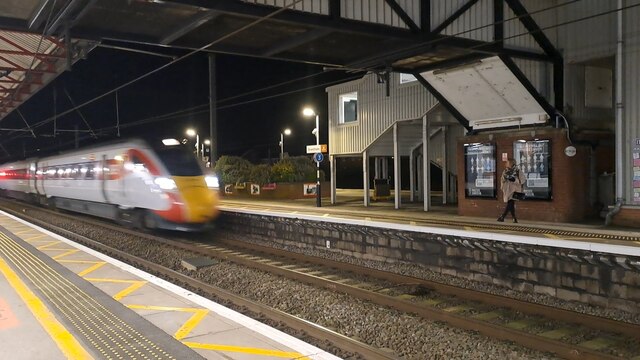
[155, 147, 203, 176]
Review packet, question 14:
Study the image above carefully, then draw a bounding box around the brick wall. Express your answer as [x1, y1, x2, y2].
[457, 128, 596, 222]
[613, 207, 640, 227]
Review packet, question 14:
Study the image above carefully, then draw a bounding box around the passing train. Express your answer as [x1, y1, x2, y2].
[0, 138, 220, 231]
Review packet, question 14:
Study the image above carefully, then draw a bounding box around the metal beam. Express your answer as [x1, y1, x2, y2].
[504, 0, 562, 110]
[384, 0, 420, 32]
[504, 0, 561, 58]
[414, 72, 471, 131]
[420, 0, 430, 32]
[47, 0, 93, 35]
[29, 0, 55, 30]
[16, 109, 36, 138]
[260, 28, 331, 57]
[161, 10, 219, 45]
[432, 0, 480, 34]
[494, 0, 503, 44]
[499, 54, 555, 120]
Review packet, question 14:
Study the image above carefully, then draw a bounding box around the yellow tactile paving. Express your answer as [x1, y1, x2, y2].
[0, 257, 93, 360]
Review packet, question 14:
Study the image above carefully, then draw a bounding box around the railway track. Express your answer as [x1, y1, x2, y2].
[3, 200, 640, 359]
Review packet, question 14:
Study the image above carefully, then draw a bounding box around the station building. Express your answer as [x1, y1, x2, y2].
[326, 0, 640, 227]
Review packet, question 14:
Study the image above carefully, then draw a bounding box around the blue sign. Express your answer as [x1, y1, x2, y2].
[313, 152, 324, 163]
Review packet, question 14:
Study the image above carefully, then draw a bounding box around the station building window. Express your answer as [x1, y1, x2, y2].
[339, 92, 358, 124]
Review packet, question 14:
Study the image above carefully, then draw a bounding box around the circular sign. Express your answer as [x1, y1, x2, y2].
[564, 145, 577, 157]
[313, 152, 324, 163]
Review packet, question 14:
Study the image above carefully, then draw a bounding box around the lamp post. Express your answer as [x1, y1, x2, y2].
[203, 139, 211, 166]
[186, 128, 200, 160]
[303, 107, 321, 207]
[279, 128, 291, 160]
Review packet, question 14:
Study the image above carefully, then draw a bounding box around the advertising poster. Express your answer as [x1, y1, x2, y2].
[464, 143, 496, 198]
[224, 184, 233, 194]
[250, 184, 260, 195]
[633, 139, 640, 204]
[513, 139, 551, 200]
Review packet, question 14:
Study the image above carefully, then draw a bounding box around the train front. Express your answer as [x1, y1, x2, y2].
[144, 143, 220, 231]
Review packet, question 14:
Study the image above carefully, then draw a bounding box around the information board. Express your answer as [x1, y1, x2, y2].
[513, 139, 552, 200]
[464, 143, 496, 198]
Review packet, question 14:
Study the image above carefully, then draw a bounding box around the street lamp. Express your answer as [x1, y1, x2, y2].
[279, 128, 291, 160]
[302, 107, 321, 207]
[185, 128, 200, 160]
[203, 139, 211, 164]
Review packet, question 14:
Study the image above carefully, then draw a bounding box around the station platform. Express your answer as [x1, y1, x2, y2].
[0, 210, 340, 360]
[219, 189, 640, 257]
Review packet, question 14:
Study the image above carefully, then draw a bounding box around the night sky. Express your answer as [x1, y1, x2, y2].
[1, 45, 356, 163]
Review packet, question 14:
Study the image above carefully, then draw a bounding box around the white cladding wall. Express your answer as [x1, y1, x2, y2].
[327, 73, 437, 155]
[242, 0, 422, 28]
[432, 0, 494, 41]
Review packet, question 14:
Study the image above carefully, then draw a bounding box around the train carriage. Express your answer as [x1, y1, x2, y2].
[0, 138, 219, 231]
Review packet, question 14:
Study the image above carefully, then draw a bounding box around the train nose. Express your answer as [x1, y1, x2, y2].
[173, 177, 218, 223]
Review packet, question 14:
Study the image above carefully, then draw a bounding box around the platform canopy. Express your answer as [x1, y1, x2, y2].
[0, 0, 561, 129]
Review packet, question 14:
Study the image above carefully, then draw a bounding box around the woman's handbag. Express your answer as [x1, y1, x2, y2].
[512, 191, 526, 200]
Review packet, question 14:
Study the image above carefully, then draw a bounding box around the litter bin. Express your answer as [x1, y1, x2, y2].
[373, 178, 390, 201]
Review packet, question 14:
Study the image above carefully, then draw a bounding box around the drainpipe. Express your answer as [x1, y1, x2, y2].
[606, 0, 624, 226]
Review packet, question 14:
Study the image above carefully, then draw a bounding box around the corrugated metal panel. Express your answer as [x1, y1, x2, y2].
[556, 0, 616, 63]
[624, 0, 640, 203]
[437, 0, 493, 41]
[242, 0, 329, 15]
[327, 73, 437, 155]
[341, 0, 420, 29]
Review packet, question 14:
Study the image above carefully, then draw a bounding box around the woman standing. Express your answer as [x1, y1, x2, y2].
[498, 158, 526, 223]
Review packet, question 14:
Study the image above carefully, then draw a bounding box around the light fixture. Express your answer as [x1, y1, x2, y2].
[163, 138, 180, 146]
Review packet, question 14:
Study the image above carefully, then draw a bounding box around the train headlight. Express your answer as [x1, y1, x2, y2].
[154, 177, 177, 190]
[205, 175, 219, 189]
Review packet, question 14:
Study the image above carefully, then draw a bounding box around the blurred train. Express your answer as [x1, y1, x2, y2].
[0, 138, 220, 231]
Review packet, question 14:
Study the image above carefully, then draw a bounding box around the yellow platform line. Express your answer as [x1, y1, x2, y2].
[183, 342, 309, 359]
[0, 257, 93, 360]
[126, 305, 210, 341]
[37, 241, 61, 250]
[58, 260, 108, 277]
[24, 234, 48, 242]
[52, 249, 80, 260]
[14, 229, 37, 235]
[83, 278, 148, 301]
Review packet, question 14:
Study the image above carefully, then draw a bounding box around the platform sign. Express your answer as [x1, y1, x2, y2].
[313, 153, 324, 163]
[306, 144, 328, 154]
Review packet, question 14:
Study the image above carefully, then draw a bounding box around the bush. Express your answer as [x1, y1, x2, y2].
[270, 161, 296, 183]
[214, 156, 252, 185]
[249, 164, 271, 185]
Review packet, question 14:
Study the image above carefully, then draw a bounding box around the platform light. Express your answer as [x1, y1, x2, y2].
[163, 138, 180, 146]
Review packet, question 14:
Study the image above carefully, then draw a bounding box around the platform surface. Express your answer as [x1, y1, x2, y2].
[219, 189, 640, 256]
[0, 210, 340, 360]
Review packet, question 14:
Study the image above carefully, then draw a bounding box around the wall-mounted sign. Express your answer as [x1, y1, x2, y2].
[464, 143, 496, 198]
[306, 144, 328, 154]
[564, 146, 576, 157]
[303, 183, 317, 196]
[224, 184, 233, 194]
[514, 139, 552, 200]
[250, 184, 260, 195]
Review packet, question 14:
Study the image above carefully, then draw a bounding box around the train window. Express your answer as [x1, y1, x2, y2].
[131, 155, 148, 173]
[155, 147, 203, 176]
